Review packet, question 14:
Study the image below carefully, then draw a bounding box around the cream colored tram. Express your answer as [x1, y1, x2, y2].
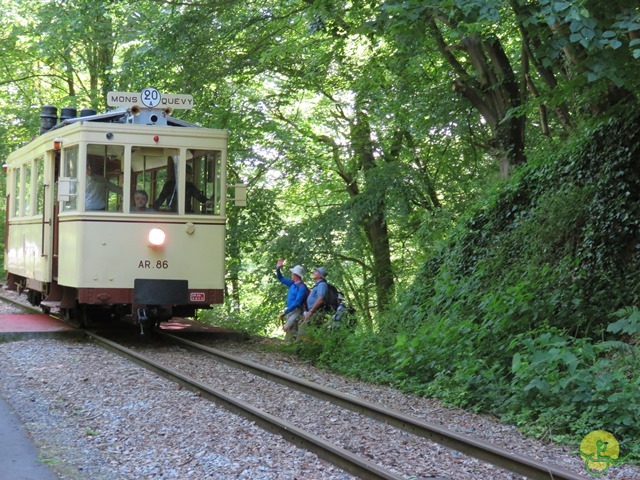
[4, 104, 239, 331]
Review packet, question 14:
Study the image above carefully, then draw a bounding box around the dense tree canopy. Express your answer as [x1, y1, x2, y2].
[1, 0, 639, 453]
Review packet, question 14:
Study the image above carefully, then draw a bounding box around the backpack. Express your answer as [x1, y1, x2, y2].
[319, 280, 339, 311]
[302, 284, 311, 306]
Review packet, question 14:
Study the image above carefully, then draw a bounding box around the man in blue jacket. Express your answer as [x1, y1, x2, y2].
[276, 259, 307, 341]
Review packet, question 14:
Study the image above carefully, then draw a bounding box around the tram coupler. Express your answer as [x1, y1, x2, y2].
[136, 307, 151, 335]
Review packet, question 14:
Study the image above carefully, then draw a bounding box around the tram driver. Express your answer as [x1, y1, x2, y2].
[153, 163, 212, 213]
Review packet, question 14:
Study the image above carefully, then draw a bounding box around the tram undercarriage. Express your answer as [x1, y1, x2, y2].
[4, 272, 202, 334]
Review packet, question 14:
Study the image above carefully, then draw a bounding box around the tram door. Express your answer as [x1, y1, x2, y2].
[50, 148, 62, 283]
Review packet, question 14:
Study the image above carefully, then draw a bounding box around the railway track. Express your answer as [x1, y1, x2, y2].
[85, 330, 588, 480]
[0, 292, 44, 315]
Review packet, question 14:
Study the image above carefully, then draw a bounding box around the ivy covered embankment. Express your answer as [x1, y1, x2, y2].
[397, 108, 640, 449]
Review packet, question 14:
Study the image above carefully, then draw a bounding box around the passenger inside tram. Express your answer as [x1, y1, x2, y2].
[131, 190, 153, 212]
[85, 159, 123, 211]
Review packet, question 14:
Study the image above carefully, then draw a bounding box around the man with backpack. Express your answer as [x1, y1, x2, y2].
[275, 259, 308, 341]
[299, 265, 339, 335]
[302, 266, 329, 326]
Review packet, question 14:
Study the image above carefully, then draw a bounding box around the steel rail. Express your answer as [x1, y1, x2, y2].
[159, 331, 587, 480]
[0, 294, 43, 314]
[85, 330, 404, 480]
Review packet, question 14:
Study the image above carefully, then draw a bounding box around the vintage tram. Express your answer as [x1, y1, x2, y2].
[4, 90, 244, 332]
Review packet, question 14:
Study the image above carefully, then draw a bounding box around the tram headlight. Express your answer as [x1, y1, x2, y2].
[148, 228, 166, 247]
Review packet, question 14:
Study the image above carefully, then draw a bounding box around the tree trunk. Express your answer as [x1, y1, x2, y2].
[351, 100, 395, 309]
[428, 14, 526, 174]
[363, 210, 394, 310]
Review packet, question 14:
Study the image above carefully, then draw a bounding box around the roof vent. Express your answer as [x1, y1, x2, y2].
[60, 107, 77, 122]
[80, 108, 97, 117]
[39, 105, 58, 134]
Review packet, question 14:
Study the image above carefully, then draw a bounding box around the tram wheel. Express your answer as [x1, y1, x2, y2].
[27, 290, 42, 307]
[61, 308, 82, 328]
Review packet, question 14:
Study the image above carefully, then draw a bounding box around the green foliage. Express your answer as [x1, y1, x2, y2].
[292, 322, 400, 385]
[507, 327, 639, 452]
[513, 0, 640, 88]
[429, 107, 640, 334]
[390, 108, 640, 447]
[607, 306, 640, 337]
[200, 297, 281, 338]
[345, 107, 640, 447]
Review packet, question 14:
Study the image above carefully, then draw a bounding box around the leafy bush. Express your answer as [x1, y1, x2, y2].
[506, 326, 639, 453]
[608, 306, 640, 337]
[332, 107, 640, 449]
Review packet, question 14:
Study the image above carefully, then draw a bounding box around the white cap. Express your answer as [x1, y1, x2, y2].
[290, 265, 305, 279]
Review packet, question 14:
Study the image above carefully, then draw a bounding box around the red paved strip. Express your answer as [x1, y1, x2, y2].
[0, 314, 76, 333]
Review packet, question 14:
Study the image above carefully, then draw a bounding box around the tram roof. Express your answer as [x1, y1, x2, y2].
[48, 108, 201, 132]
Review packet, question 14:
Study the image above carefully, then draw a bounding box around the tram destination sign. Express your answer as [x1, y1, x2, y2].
[107, 88, 194, 109]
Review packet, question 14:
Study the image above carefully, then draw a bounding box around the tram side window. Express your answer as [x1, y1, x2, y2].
[13, 167, 21, 216]
[24, 163, 32, 215]
[188, 150, 221, 215]
[86, 144, 124, 212]
[61, 145, 79, 211]
[36, 158, 44, 215]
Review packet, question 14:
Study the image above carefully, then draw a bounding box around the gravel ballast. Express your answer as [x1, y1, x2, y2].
[0, 339, 355, 480]
[0, 295, 638, 479]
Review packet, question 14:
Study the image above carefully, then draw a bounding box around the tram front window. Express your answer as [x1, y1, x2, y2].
[150, 150, 221, 215]
[86, 144, 124, 212]
[151, 155, 179, 212]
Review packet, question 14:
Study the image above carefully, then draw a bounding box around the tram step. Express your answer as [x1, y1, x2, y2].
[40, 300, 61, 309]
